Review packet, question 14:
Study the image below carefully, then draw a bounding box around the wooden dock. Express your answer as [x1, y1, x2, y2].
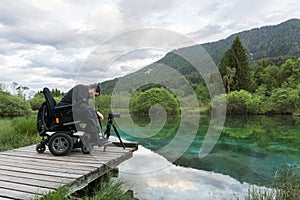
[0, 143, 137, 199]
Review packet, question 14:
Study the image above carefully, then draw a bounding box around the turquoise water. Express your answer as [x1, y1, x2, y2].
[116, 115, 300, 186]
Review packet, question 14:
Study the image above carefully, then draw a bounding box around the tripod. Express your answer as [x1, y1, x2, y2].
[101, 113, 125, 149]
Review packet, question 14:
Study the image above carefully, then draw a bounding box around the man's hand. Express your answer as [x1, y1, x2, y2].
[96, 111, 104, 121]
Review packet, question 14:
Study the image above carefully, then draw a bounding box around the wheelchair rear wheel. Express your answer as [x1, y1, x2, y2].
[48, 132, 73, 156]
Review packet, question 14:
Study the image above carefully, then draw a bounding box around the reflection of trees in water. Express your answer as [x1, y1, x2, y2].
[175, 115, 300, 186]
[223, 115, 300, 149]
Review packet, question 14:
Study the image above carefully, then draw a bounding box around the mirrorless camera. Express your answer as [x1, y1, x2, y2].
[108, 112, 120, 120]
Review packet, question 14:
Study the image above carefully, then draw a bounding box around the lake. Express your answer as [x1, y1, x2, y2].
[113, 114, 300, 198]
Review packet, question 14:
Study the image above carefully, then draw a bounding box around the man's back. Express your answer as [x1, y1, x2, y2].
[57, 84, 88, 107]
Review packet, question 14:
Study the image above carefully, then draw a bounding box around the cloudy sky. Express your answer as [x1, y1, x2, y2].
[0, 0, 300, 94]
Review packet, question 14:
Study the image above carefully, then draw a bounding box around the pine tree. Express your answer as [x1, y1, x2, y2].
[219, 36, 252, 92]
[219, 50, 234, 93]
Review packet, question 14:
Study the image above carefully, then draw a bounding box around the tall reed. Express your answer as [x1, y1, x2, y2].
[246, 164, 300, 200]
[0, 117, 39, 151]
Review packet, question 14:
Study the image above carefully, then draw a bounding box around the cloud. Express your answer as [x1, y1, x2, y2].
[76, 46, 166, 84]
[0, 0, 300, 93]
[0, 1, 39, 26]
[118, 0, 176, 19]
[188, 24, 224, 42]
[187, 0, 300, 42]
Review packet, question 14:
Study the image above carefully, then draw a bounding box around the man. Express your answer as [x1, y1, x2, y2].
[57, 83, 104, 120]
[57, 83, 104, 148]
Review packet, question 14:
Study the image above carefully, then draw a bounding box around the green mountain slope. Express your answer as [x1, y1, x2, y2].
[202, 18, 300, 64]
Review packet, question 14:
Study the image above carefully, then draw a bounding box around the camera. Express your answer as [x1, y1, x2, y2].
[108, 112, 120, 120]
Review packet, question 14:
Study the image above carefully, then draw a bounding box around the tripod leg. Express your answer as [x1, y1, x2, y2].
[112, 124, 125, 149]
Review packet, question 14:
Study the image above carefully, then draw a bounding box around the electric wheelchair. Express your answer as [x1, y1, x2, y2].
[36, 87, 100, 156]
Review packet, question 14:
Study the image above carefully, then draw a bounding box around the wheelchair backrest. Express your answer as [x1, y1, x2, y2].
[43, 87, 57, 122]
[36, 88, 57, 135]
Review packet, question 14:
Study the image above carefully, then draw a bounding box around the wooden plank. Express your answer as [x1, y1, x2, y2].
[111, 142, 139, 151]
[0, 151, 109, 164]
[0, 165, 81, 179]
[0, 174, 61, 189]
[0, 153, 106, 167]
[0, 169, 74, 184]
[0, 188, 39, 199]
[0, 196, 13, 200]
[0, 180, 53, 195]
[0, 157, 93, 174]
[0, 154, 102, 169]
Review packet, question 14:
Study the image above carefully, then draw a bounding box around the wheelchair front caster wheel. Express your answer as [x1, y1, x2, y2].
[81, 146, 90, 154]
[49, 132, 73, 156]
[36, 143, 46, 153]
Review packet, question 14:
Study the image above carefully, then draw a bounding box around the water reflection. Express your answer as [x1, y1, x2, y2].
[120, 115, 300, 186]
[119, 146, 253, 200]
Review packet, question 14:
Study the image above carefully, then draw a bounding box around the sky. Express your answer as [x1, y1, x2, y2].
[0, 0, 300, 95]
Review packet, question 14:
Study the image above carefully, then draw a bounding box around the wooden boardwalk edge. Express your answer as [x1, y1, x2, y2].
[67, 150, 134, 194]
[0, 142, 138, 199]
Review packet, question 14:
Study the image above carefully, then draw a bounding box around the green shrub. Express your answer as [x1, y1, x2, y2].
[267, 88, 300, 114]
[226, 90, 251, 114]
[130, 88, 180, 115]
[0, 92, 31, 117]
[29, 93, 44, 110]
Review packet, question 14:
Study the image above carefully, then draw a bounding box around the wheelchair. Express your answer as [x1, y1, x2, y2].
[36, 87, 106, 156]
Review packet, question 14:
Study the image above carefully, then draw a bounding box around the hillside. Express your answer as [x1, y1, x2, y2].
[100, 18, 300, 94]
[201, 18, 300, 64]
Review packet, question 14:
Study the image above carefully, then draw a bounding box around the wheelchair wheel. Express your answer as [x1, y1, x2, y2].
[36, 143, 46, 153]
[48, 132, 73, 156]
[81, 146, 90, 154]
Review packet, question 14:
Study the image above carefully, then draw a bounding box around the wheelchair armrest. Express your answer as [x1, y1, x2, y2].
[54, 104, 73, 120]
[54, 104, 72, 111]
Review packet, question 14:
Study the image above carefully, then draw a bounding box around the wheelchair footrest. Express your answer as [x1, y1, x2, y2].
[73, 131, 85, 136]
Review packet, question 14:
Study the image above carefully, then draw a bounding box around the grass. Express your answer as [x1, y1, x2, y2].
[81, 175, 134, 200]
[40, 174, 135, 200]
[246, 188, 275, 200]
[38, 187, 71, 200]
[0, 117, 39, 151]
[272, 164, 300, 200]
